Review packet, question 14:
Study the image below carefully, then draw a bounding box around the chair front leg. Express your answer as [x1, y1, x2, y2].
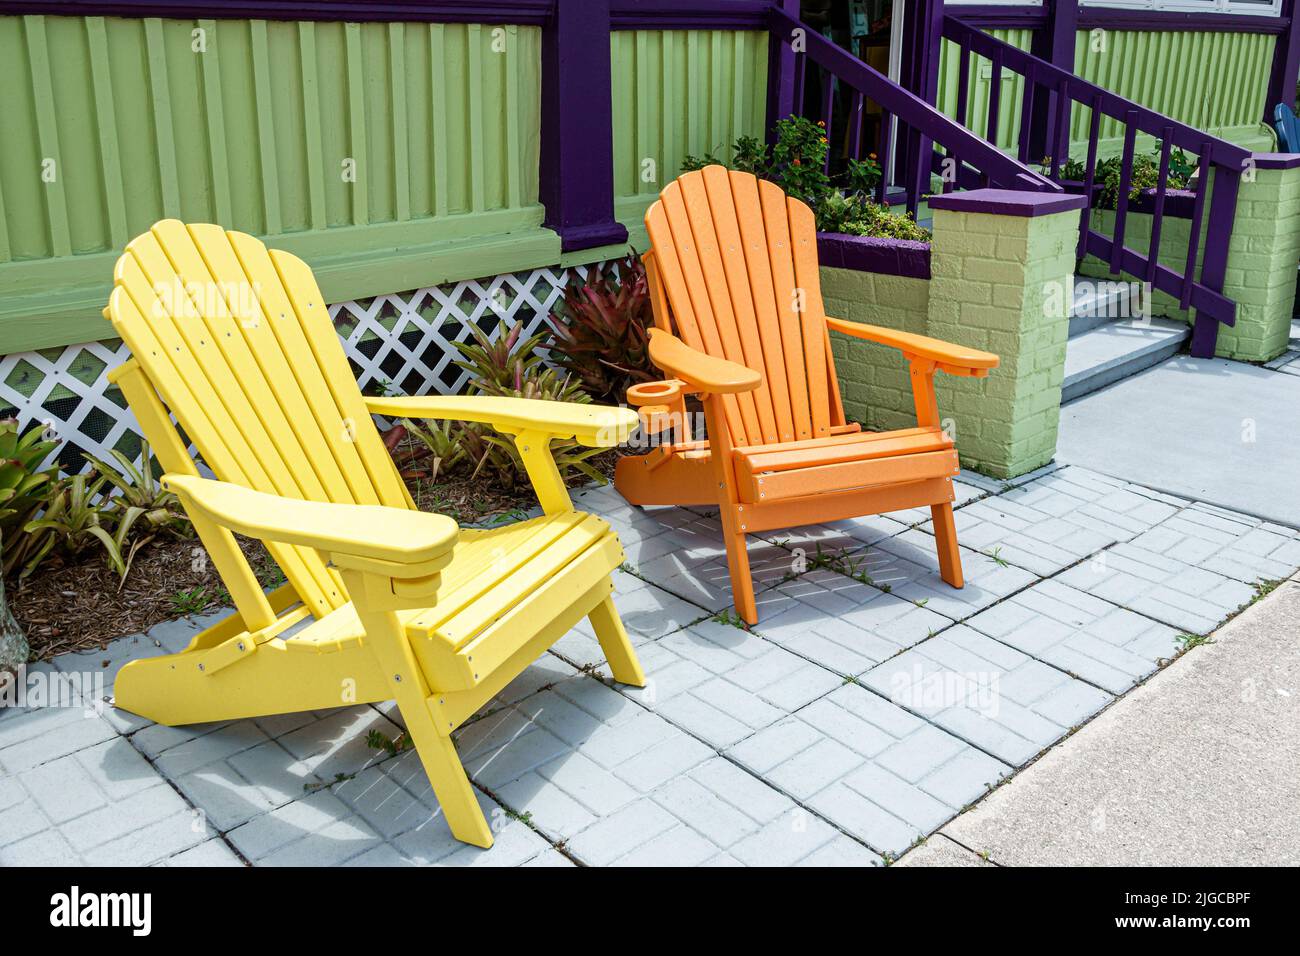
[702, 393, 758, 625]
[908, 356, 965, 590]
[341, 568, 494, 849]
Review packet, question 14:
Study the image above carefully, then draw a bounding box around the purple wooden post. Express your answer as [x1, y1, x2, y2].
[766, 0, 801, 136]
[1029, 0, 1078, 165]
[539, 0, 627, 252]
[1265, 0, 1300, 122]
[899, 0, 944, 210]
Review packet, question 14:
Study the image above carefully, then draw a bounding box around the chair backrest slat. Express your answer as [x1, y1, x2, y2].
[645, 168, 841, 447]
[107, 221, 411, 616]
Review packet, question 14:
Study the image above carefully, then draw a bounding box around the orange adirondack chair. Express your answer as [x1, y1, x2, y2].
[615, 166, 1000, 624]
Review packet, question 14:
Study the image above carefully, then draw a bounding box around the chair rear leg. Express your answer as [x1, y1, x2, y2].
[354, 604, 494, 848]
[931, 502, 965, 589]
[588, 592, 646, 687]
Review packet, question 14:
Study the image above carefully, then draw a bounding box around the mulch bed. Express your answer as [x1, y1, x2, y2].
[8, 451, 617, 664]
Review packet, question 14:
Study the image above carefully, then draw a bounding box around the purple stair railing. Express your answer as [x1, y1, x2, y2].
[941, 16, 1253, 358]
[768, 5, 1059, 223]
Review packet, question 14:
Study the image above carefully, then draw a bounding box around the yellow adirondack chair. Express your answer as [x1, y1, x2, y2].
[105, 220, 645, 848]
[616, 166, 999, 624]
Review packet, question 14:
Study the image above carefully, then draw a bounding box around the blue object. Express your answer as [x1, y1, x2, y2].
[1273, 103, 1300, 152]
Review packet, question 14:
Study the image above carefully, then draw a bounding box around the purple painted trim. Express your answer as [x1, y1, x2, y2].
[0, 0, 555, 24]
[816, 232, 931, 280]
[1252, 152, 1300, 169]
[1075, 8, 1288, 34]
[610, 0, 770, 30]
[2, 0, 778, 28]
[928, 188, 1087, 217]
[539, 0, 627, 253]
[947, 5, 1047, 30]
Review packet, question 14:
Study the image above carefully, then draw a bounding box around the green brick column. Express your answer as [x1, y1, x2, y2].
[1214, 155, 1300, 362]
[926, 190, 1087, 479]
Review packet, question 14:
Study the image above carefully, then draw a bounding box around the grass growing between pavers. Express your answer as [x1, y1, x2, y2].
[6, 464, 1300, 867]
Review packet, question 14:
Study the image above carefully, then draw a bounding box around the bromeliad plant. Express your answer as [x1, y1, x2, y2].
[682, 116, 927, 241]
[0, 419, 59, 579]
[396, 321, 610, 493]
[547, 255, 658, 405]
[84, 442, 191, 539]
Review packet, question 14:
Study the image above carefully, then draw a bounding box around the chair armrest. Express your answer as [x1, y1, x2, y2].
[162, 475, 458, 577]
[647, 328, 762, 394]
[826, 317, 999, 374]
[364, 395, 637, 448]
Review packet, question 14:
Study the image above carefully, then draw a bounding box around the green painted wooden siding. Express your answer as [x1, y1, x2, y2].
[611, 29, 769, 236]
[1070, 29, 1275, 147]
[937, 29, 1036, 152]
[0, 15, 548, 351]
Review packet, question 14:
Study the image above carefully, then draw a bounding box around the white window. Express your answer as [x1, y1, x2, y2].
[1079, 0, 1283, 15]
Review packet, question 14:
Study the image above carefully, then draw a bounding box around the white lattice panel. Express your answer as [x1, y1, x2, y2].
[0, 263, 592, 476]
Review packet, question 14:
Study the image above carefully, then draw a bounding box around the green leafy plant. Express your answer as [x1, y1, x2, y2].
[19, 472, 113, 578]
[170, 586, 216, 616]
[392, 418, 465, 483]
[1059, 148, 1195, 209]
[683, 115, 928, 242]
[0, 419, 59, 578]
[547, 254, 658, 404]
[83, 442, 190, 539]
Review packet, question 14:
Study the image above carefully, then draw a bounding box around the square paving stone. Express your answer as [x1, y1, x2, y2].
[727, 683, 1010, 857]
[964, 578, 1182, 693]
[757, 572, 952, 675]
[857, 529, 1037, 621]
[860, 625, 1113, 767]
[636, 532, 801, 613]
[1126, 502, 1300, 586]
[615, 621, 843, 747]
[1056, 540, 1259, 635]
[550, 571, 708, 670]
[918, 467, 1183, 576]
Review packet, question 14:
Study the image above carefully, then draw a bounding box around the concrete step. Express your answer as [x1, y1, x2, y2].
[1070, 277, 1136, 337]
[1062, 318, 1190, 404]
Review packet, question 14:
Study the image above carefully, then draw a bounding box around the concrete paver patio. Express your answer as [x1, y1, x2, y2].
[3, 463, 1297, 866]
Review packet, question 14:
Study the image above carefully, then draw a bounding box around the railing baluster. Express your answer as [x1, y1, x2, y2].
[1077, 93, 1102, 259]
[1109, 113, 1138, 275]
[1147, 128, 1173, 285]
[956, 40, 971, 129]
[875, 108, 892, 204]
[792, 50, 806, 118]
[987, 50, 1003, 144]
[1016, 64, 1037, 164]
[821, 68, 835, 172]
[847, 89, 864, 161]
[949, 40, 971, 194]
[1180, 140, 1213, 311]
[1048, 78, 1069, 181]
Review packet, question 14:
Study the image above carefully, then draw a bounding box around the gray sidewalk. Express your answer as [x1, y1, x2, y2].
[3, 463, 1297, 866]
[898, 573, 1300, 867]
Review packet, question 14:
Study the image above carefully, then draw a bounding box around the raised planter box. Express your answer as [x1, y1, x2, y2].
[816, 232, 931, 280]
